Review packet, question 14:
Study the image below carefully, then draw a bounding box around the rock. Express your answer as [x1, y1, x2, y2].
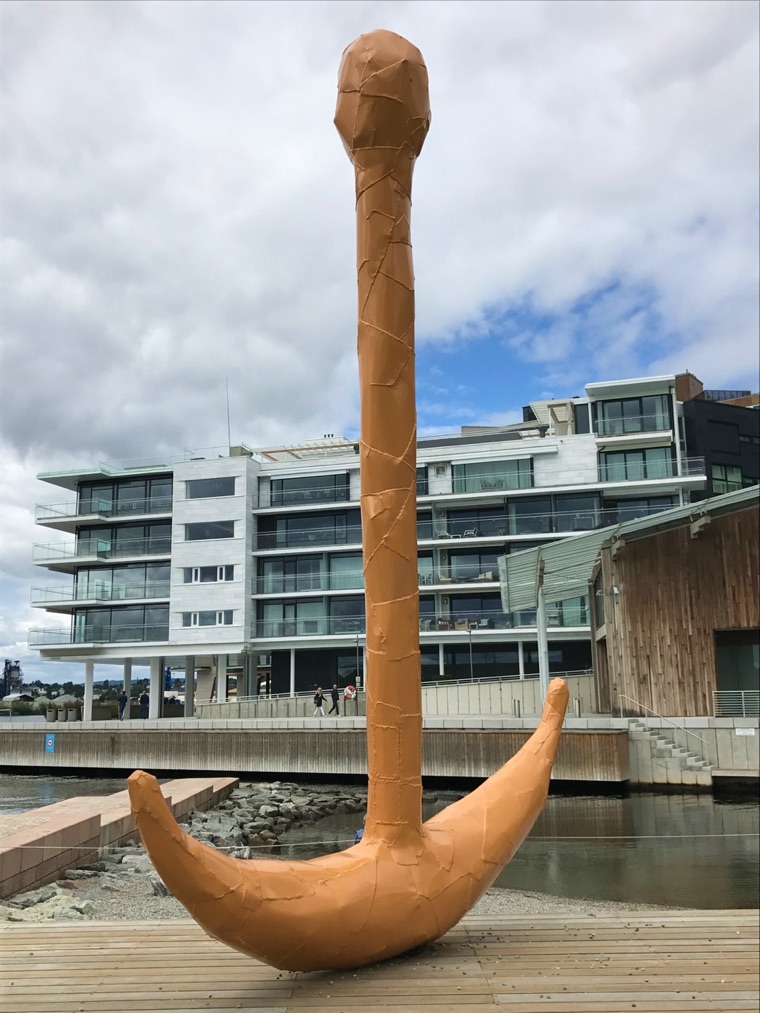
[62, 868, 100, 879]
[8, 886, 57, 909]
[150, 878, 171, 897]
[0, 888, 94, 922]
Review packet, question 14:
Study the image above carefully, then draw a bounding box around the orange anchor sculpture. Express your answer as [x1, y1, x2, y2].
[128, 28, 569, 973]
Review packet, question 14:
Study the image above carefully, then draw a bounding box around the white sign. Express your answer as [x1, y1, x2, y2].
[735, 728, 756, 736]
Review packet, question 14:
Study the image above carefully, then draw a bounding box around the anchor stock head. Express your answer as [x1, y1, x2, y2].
[335, 29, 430, 165]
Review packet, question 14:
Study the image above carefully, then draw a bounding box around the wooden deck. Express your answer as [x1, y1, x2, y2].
[1, 911, 757, 1011]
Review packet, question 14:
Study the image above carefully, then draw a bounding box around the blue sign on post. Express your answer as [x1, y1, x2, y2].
[44, 734, 56, 754]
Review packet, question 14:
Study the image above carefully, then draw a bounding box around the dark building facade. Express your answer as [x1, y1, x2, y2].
[682, 398, 760, 501]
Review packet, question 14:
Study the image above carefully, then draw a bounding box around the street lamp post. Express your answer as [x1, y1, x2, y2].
[468, 626, 474, 682]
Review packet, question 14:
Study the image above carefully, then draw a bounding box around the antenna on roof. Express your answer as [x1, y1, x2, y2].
[226, 377, 232, 450]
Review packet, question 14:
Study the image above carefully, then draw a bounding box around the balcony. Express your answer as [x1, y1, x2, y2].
[255, 607, 587, 639]
[257, 571, 364, 594]
[34, 536, 173, 570]
[594, 412, 671, 438]
[31, 582, 171, 609]
[29, 623, 170, 647]
[256, 525, 362, 551]
[35, 496, 172, 530]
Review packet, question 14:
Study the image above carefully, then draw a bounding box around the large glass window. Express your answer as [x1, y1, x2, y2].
[448, 550, 502, 583]
[270, 473, 349, 507]
[257, 511, 361, 550]
[452, 459, 532, 493]
[417, 512, 434, 540]
[330, 596, 365, 633]
[603, 496, 676, 523]
[185, 520, 235, 540]
[712, 464, 742, 494]
[329, 554, 363, 590]
[77, 522, 171, 558]
[73, 605, 169, 643]
[448, 592, 506, 629]
[78, 475, 172, 516]
[416, 466, 429, 496]
[186, 477, 236, 499]
[595, 394, 670, 436]
[259, 556, 323, 593]
[599, 447, 674, 482]
[445, 506, 506, 537]
[554, 494, 600, 532]
[259, 599, 327, 637]
[508, 496, 552, 535]
[418, 553, 435, 586]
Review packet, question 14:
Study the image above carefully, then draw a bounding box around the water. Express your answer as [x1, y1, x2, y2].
[0, 773, 129, 814]
[277, 791, 759, 910]
[1, 774, 756, 909]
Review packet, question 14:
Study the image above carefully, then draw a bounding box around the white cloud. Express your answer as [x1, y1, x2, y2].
[1, 0, 757, 679]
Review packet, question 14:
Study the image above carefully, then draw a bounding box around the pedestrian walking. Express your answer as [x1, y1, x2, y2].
[139, 691, 149, 719]
[313, 688, 325, 717]
[118, 691, 129, 720]
[328, 684, 340, 716]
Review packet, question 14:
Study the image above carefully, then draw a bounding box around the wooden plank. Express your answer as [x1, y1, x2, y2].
[0, 912, 756, 1013]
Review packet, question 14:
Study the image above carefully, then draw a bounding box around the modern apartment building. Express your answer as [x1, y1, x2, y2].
[31, 371, 752, 715]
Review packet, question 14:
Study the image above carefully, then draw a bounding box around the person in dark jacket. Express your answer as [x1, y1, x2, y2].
[139, 691, 149, 719]
[313, 689, 325, 717]
[328, 684, 340, 716]
[118, 692, 128, 720]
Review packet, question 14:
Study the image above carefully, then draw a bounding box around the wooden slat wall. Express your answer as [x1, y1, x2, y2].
[598, 507, 760, 716]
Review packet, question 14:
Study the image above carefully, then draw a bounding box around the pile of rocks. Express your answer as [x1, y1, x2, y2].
[192, 779, 370, 854]
[0, 779, 389, 921]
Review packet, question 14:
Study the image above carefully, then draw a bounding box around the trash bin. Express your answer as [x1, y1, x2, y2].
[46, 708, 57, 722]
[57, 708, 68, 723]
[67, 706, 81, 722]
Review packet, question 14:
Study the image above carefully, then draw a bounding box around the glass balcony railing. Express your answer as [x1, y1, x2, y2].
[255, 607, 587, 638]
[35, 497, 172, 522]
[31, 582, 171, 606]
[257, 571, 365, 594]
[594, 412, 671, 437]
[29, 624, 170, 647]
[34, 537, 172, 563]
[267, 486, 351, 508]
[256, 525, 362, 550]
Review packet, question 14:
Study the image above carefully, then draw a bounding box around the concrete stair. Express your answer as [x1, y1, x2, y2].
[629, 720, 713, 787]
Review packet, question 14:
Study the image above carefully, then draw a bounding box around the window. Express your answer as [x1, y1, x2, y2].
[77, 522, 172, 557]
[712, 464, 742, 494]
[595, 395, 670, 436]
[185, 521, 235, 540]
[508, 497, 552, 535]
[186, 477, 236, 499]
[603, 496, 676, 524]
[270, 473, 348, 507]
[416, 466, 429, 496]
[434, 464, 447, 477]
[257, 511, 361, 550]
[260, 556, 323, 593]
[78, 475, 172, 516]
[73, 605, 169, 643]
[599, 447, 674, 482]
[329, 554, 363, 590]
[181, 610, 234, 627]
[452, 459, 532, 493]
[183, 565, 234, 583]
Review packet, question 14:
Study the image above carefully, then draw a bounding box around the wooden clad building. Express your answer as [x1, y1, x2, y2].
[592, 492, 760, 716]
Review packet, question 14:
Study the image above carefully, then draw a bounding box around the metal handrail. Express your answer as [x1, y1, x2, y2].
[198, 669, 594, 708]
[712, 690, 760, 717]
[617, 692, 712, 763]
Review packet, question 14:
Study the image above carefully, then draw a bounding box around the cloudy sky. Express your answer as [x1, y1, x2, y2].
[1, 0, 758, 684]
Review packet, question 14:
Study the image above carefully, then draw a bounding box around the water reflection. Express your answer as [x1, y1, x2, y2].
[0, 774, 128, 815]
[278, 792, 759, 910]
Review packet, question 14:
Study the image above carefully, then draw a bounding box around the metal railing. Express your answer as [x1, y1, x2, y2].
[594, 412, 671, 437]
[31, 582, 171, 606]
[712, 690, 760, 717]
[34, 537, 172, 563]
[256, 607, 586, 639]
[29, 624, 169, 647]
[617, 693, 713, 765]
[35, 497, 172, 522]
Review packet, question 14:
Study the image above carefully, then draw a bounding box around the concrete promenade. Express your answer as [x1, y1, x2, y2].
[1, 912, 757, 1011]
[0, 776, 238, 899]
[1, 713, 757, 786]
